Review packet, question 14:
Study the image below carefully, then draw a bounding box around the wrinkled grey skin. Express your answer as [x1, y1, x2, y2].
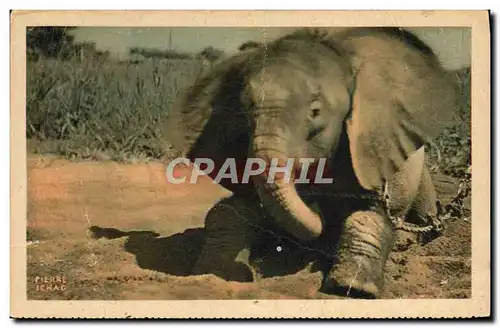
[166, 27, 461, 298]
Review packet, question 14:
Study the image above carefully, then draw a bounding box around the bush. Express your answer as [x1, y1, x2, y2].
[428, 67, 471, 178]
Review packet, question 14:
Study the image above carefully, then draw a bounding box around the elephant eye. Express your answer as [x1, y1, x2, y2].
[308, 100, 322, 120]
[306, 99, 326, 140]
[311, 108, 320, 118]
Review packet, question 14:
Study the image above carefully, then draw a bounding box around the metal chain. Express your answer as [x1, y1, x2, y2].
[380, 182, 440, 234]
[249, 168, 471, 251]
[381, 170, 471, 235]
[257, 171, 471, 236]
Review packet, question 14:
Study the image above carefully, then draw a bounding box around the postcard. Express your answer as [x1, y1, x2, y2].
[10, 10, 490, 319]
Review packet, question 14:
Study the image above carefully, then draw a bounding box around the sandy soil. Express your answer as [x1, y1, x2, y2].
[26, 154, 471, 300]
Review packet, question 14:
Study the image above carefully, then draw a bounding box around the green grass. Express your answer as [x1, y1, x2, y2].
[27, 57, 203, 162]
[26, 57, 471, 177]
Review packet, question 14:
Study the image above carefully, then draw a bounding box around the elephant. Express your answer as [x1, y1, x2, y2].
[165, 27, 461, 298]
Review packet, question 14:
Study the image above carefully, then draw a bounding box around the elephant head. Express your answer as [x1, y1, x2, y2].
[166, 27, 460, 243]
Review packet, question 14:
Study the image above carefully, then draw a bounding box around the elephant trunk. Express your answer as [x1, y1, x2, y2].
[251, 117, 324, 241]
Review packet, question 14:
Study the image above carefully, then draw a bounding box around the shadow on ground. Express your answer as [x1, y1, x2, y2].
[89, 225, 328, 279]
[89, 225, 205, 276]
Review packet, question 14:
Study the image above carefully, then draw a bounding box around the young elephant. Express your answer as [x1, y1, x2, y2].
[166, 27, 460, 298]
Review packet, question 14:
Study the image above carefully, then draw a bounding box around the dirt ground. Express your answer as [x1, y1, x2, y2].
[26, 154, 471, 300]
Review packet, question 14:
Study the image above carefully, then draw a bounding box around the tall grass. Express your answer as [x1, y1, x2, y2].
[27, 57, 203, 162]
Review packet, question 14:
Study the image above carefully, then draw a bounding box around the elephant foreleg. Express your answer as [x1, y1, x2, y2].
[192, 194, 263, 282]
[322, 209, 394, 298]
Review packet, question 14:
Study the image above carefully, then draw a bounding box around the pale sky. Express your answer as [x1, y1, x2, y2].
[70, 27, 292, 58]
[70, 27, 471, 70]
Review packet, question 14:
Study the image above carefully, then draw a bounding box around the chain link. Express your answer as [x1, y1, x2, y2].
[254, 169, 471, 238]
[381, 168, 471, 235]
[241, 167, 472, 259]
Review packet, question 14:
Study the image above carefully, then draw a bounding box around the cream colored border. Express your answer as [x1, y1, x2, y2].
[10, 10, 490, 319]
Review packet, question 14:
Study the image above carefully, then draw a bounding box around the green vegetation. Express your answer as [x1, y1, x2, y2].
[429, 68, 471, 178]
[25, 27, 228, 163]
[27, 57, 203, 162]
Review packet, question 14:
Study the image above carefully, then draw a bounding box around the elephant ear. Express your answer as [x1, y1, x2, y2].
[165, 50, 257, 193]
[343, 30, 461, 192]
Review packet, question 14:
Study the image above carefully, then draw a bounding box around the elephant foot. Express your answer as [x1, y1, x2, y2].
[321, 255, 383, 299]
[192, 248, 256, 282]
[234, 248, 261, 281]
[191, 194, 263, 283]
[321, 210, 394, 299]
